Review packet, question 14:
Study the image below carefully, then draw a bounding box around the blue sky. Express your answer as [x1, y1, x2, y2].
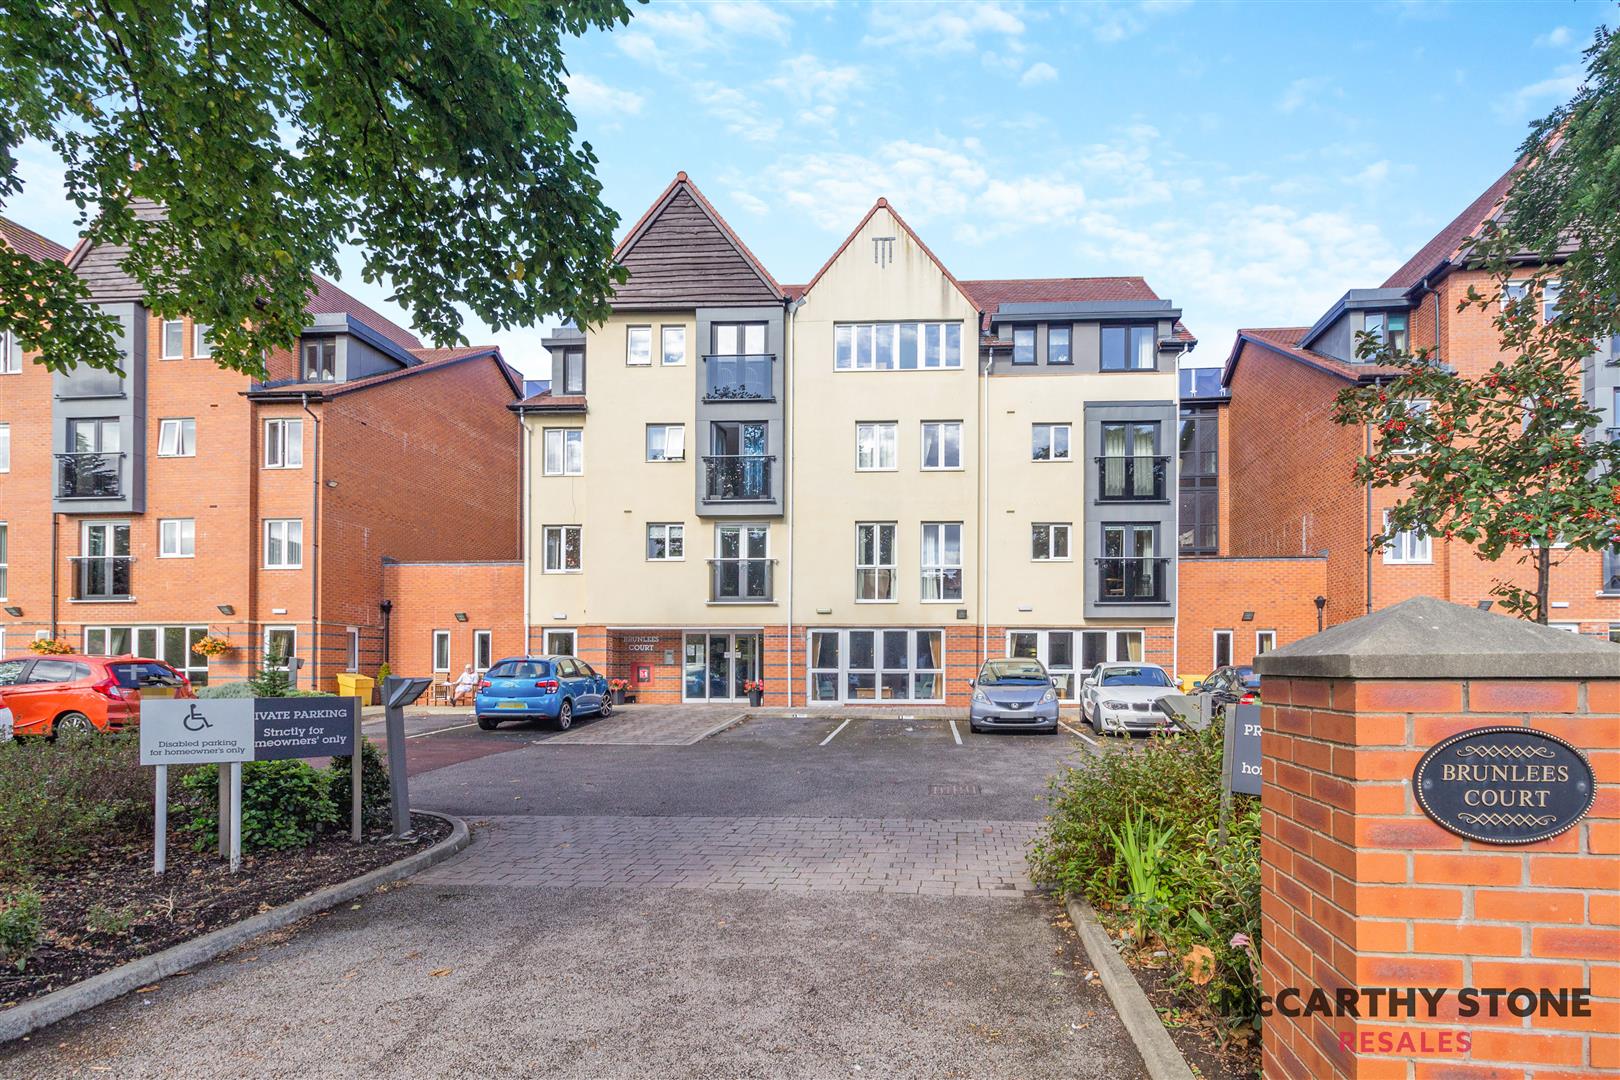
[9, 0, 1614, 377]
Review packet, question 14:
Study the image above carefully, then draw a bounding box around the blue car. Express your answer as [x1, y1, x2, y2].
[474, 655, 611, 731]
[968, 657, 1060, 734]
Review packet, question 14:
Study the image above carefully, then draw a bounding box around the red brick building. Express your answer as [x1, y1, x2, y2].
[1182, 163, 1620, 657]
[0, 213, 522, 690]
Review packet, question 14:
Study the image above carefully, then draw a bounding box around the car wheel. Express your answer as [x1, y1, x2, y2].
[969, 722, 983, 734]
[599, 695, 613, 718]
[554, 700, 573, 732]
[53, 712, 94, 738]
[476, 714, 500, 731]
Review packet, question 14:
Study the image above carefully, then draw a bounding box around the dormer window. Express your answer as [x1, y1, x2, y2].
[559, 348, 585, 394]
[1365, 312, 1408, 353]
[1101, 325, 1156, 371]
[1012, 328, 1036, 365]
[302, 338, 336, 382]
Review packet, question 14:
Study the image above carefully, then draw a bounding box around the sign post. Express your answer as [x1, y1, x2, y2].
[153, 765, 168, 875]
[351, 709, 363, 843]
[382, 676, 432, 839]
[228, 760, 243, 873]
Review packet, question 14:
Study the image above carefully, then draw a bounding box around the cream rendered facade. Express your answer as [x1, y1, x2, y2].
[518, 176, 1187, 708]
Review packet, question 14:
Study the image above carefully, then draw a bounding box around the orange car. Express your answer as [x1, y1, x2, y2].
[0, 654, 195, 737]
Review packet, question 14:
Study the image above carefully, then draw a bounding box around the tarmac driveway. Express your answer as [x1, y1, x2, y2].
[5, 709, 1147, 1078]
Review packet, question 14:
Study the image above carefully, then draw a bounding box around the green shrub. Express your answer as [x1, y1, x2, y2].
[0, 887, 44, 971]
[177, 759, 338, 851]
[1030, 722, 1262, 1026]
[195, 681, 255, 699]
[249, 650, 293, 697]
[0, 732, 149, 878]
[326, 738, 392, 829]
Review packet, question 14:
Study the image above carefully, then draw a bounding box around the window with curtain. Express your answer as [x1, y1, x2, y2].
[920, 522, 962, 600]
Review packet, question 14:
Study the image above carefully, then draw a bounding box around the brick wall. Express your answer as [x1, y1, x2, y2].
[381, 561, 524, 683]
[1178, 556, 1328, 676]
[1258, 609, 1619, 1078]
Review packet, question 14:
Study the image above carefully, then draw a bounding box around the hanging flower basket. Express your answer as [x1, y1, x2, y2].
[191, 635, 232, 658]
[28, 638, 72, 656]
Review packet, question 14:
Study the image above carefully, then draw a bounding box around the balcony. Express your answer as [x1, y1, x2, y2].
[1606, 427, 1620, 443]
[709, 558, 775, 603]
[56, 452, 125, 500]
[703, 454, 774, 503]
[703, 354, 774, 401]
[71, 555, 134, 601]
[1096, 556, 1170, 604]
[1095, 455, 1169, 501]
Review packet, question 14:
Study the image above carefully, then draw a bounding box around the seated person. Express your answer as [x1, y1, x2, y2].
[450, 664, 479, 705]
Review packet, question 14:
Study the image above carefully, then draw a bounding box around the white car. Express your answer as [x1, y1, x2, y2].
[1080, 662, 1178, 735]
[0, 701, 12, 742]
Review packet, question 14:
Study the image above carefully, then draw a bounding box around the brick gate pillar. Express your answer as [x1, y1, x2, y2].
[1252, 597, 1619, 1079]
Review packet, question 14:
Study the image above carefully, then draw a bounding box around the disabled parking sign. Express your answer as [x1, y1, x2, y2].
[140, 699, 255, 764]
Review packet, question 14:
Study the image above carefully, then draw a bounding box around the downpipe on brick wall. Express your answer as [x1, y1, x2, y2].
[303, 394, 320, 687]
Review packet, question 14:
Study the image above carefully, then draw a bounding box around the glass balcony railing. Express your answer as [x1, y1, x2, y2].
[56, 452, 125, 499]
[1096, 556, 1170, 603]
[709, 558, 774, 602]
[703, 454, 774, 502]
[1096, 455, 1169, 501]
[703, 354, 774, 401]
[71, 555, 134, 600]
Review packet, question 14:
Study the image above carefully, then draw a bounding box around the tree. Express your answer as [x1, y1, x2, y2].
[249, 650, 292, 697]
[1, 0, 635, 378]
[1334, 25, 1620, 624]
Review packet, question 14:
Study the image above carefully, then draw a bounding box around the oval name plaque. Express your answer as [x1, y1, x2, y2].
[1413, 727, 1594, 845]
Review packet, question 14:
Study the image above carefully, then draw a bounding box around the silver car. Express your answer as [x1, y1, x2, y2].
[968, 658, 1060, 734]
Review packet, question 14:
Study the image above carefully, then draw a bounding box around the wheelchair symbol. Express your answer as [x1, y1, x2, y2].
[183, 703, 212, 732]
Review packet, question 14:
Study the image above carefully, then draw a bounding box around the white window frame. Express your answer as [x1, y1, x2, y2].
[1381, 511, 1431, 565]
[920, 421, 962, 470]
[1542, 278, 1562, 321]
[157, 418, 196, 458]
[1031, 522, 1072, 561]
[543, 628, 577, 656]
[834, 321, 963, 371]
[647, 522, 685, 561]
[1032, 423, 1072, 462]
[919, 522, 962, 602]
[543, 427, 584, 476]
[660, 325, 687, 366]
[855, 422, 898, 472]
[626, 325, 652, 366]
[1212, 629, 1233, 669]
[1388, 399, 1429, 455]
[646, 423, 686, 462]
[263, 626, 297, 669]
[193, 323, 213, 357]
[264, 418, 303, 469]
[0, 521, 8, 601]
[0, 330, 18, 374]
[855, 522, 897, 603]
[158, 518, 195, 559]
[263, 518, 304, 569]
[432, 630, 451, 673]
[346, 626, 360, 672]
[1255, 630, 1277, 655]
[543, 525, 582, 573]
[474, 629, 493, 672]
[160, 319, 185, 359]
[1502, 280, 1530, 311]
[0, 423, 9, 473]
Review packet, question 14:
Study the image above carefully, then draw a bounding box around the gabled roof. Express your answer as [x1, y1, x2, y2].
[0, 216, 69, 263]
[247, 346, 518, 401]
[797, 198, 978, 314]
[306, 275, 425, 352]
[612, 172, 783, 308]
[963, 276, 1196, 342]
[1381, 161, 1518, 291]
[509, 390, 587, 414]
[1222, 327, 1398, 388]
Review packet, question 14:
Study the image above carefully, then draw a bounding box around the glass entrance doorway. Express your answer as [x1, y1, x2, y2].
[683, 632, 761, 702]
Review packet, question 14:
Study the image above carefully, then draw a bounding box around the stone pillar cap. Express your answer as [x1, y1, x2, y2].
[1253, 597, 1620, 680]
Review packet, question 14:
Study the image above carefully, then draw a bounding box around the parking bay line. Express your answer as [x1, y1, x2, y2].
[948, 719, 962, 745]
[819, 718, 852, 746]
[406, 722, 479, 739]
[1060, 720, 1099, 749]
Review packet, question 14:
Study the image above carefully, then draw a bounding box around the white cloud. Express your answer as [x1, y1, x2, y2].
[1534, 25, 1573, 48]
[564, 73, 644, 116]
[1276, 76, 1334, 114]
[1020, 61, 1058, 86]
[1348, 160, 1390, 189]
[1496, 64, 1583, 119]
[694, 82, 783, 143]
[1079, 0, 1192, 44]
[766, 54, 867, 106]
[706, 0, 792, 42]
[864, 1, 1025, 54]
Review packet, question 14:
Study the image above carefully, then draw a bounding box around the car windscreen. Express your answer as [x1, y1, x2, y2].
[979, 660, 1049, 684]
[1101, 667, 1172, 687]
[488, 660, 549, 679]
[110, 662, 183, 689]
[1236, 668, 1261, 689]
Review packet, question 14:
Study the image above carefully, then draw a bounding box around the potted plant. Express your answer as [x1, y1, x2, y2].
[744, 679, 765, 708]
[609, 678, 629, 706]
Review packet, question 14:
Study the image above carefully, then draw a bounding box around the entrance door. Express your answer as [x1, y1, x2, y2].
[1008, 630, 1079, 699]
[683, 632, 761, 702]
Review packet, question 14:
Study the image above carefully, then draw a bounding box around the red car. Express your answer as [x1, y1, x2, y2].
[0, 654, 195, 737]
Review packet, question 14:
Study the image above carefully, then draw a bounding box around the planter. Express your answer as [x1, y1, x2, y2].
[748, 689, 764, 708]
[611, 688, 627, 705]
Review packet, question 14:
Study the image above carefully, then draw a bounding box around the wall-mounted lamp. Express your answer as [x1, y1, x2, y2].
[454, 612, 469, 623]
[1313, 595, 1327, 632]
[1477, 600, 1494, 611]
[217, 604, 235, 616]
[1241, 611, 1255, 622]
[3, 606, 21, 618]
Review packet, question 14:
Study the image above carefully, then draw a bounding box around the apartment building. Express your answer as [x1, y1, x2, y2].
[0, 211, 522, 689]
[515, 174, 1192, 707]
[1204, 164, 1620, 644]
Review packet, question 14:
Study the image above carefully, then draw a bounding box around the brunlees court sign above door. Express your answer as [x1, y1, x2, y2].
[1414, 727, 1594, 845]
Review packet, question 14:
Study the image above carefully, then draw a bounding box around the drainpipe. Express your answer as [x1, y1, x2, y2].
[302, 394, 321, 687]
[1364, 396, 1375, 616]
[980, 324, 992, 669]
[519, 406, 531, 655]
[785, 296, 801, 706]
[49, 513, 60, 640]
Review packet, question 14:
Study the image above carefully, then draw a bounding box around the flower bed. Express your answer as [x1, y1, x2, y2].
[1030, 722, 1261, 1079]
